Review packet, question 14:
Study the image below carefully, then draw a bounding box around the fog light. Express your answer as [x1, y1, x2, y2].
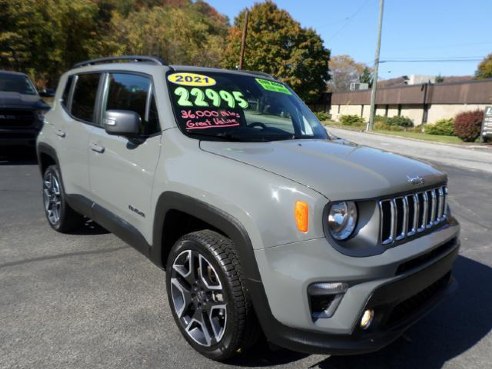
[360, 309, 374, 330]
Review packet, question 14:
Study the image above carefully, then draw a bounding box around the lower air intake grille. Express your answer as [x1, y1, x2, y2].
[386, 272, 451, 327]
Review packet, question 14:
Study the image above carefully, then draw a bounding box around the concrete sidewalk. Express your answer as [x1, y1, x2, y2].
[328, 127, 492, 174]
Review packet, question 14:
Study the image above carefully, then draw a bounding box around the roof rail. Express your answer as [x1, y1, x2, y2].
[241, 69, 275, 79]
[73, 55, 166, 68]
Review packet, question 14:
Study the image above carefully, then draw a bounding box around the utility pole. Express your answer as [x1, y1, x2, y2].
[239, 10, 249, 70]
[367, 0, 384, 131]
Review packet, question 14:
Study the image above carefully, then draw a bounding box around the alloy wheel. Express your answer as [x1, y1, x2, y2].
[43, 171, 61, 225]
[170, 249, 227, 347]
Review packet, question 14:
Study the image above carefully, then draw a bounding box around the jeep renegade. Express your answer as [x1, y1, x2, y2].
[36, 56, 460, 361]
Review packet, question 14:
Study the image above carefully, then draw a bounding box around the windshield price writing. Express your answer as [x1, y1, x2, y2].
[181, 108, 243, 130]
[174, 87, 249, 109]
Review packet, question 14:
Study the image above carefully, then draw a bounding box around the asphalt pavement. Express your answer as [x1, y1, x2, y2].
[0, 142, 491, 369]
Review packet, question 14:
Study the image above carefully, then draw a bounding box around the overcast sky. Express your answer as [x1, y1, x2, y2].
[207, 0, 492, 78]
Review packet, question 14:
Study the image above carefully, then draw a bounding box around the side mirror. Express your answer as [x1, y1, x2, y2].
[104, 110, 140, 137]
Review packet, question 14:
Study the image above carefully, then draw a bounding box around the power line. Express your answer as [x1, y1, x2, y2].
[387, 41, 492, 53]
[329, 0, 370, 41]
[359, 56, 484, 64]
[380, 58, 482, 63]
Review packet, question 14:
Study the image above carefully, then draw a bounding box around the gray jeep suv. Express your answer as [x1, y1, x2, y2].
[36, 56, 460, 361]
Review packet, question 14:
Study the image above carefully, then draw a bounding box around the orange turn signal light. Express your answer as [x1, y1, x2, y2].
[295, 201, 309, 233]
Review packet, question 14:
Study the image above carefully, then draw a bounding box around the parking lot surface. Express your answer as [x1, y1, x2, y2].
[1, 146, 491, 369]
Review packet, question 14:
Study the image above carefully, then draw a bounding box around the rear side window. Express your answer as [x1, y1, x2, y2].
[71, 73, 100, 123]
[104, 73, 160, 135]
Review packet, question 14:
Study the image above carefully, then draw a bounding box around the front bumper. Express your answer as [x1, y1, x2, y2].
[250, 220, 460, 354]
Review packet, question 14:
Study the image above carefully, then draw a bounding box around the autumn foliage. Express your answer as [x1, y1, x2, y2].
[221, 1, 330, 102]
[453, 110, 484, 142]
[0, 0, 228, 85]
[1, 0, 331, 100]
[475, 53, 492, 80]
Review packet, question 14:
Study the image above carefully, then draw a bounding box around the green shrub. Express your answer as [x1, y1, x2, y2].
[374, 121, 404, 131]
[374, 121, 390, 130]
[314, 111, 331, 121]
[425, 119, 454, 136]
[339, 114, 365, 126]
[374, 115, 388, 124]
[409, 126, 424, 133]
[388, 125, 404, 131]
[386, 115, 414, 128]
[454, 110, 484, 142]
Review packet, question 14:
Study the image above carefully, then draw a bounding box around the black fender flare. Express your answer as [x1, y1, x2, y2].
[151, 191, 262, 283]
[36, 142, 60, 175]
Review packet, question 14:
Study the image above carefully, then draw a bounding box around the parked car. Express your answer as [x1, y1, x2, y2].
[0, 70, 50, 146]
[36, 56, 460, 361]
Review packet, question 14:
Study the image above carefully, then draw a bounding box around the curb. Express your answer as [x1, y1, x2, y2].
[325, 126, 492, 152]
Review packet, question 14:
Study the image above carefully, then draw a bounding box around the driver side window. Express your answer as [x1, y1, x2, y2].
[104, 73, 160, 135]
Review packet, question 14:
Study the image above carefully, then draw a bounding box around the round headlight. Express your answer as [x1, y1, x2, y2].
[328, 201, 358, 240]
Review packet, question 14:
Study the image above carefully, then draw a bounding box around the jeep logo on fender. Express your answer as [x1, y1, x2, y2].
[128, 204, 145, 218]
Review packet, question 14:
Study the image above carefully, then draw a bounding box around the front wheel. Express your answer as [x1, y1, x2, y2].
[42, 165, 84, 232]
[166, 230, 258, 361]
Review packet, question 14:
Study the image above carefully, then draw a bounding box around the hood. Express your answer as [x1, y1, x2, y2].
[200, 139, 446, 200]
[0, 91, 49, 110]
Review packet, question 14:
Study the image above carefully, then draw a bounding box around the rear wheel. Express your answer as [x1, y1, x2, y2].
[42, 165, 84, 232]
[166, 230, 258, 361]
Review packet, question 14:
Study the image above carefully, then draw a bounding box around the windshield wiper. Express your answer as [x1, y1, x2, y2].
[188, 130, 297, 142]
[187, 131, 246, 142]
[267, 134, 296, 141]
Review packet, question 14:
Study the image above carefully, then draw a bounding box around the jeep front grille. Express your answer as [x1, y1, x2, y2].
[379, 185, 447, 245]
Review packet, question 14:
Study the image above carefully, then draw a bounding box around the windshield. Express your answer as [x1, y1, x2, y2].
[167, 71, 328, 142]
[0, 74, 37, 95]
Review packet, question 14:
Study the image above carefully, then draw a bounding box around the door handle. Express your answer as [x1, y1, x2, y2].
[90, 142, 105, 153]
[55, 129, 66, 138]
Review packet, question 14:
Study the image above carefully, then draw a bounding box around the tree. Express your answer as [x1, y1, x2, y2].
[359, 66, 373, 86]
[108, 1, 228, 67]
[0, 0, 119, 86]
[0, 0, 227, 85]
[110, 0, 190, 17]
[327, 55, 371, 92]
[475, 53, 492, 79]
[221, 1, 330, 102]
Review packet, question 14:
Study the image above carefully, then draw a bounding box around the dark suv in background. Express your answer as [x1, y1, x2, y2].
[0, 70, 50, 147]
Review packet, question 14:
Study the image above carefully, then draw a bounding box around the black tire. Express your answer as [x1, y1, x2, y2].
[42, 165, 84, 233]
[166, 230, 259, 361]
